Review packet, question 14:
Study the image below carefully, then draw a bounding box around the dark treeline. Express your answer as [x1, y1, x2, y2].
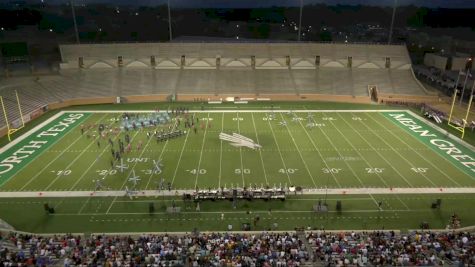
[0, 4, 473, 42]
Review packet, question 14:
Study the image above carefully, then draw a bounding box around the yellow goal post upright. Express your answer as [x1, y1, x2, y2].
[0, 90, 26, 141]
[447, 89, 473, 139]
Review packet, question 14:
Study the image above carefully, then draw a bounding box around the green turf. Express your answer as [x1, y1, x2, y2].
[0, 107, 474, 233]
[0, 194, 474, 233]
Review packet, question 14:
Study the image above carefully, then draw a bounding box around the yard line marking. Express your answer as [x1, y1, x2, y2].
[395, 196, 411, 211]
[105, 118, 169, 214]
[44, 115, 116, 191]
[218, 112, 224, 188]
[266, 114, 292, 185]
[336, 113, 412, 187]
[236, 112, 245, 187]
[18, 114, 106, 191]
[77, 197, 91, 214]
[278, 113, 317, 187]
[170, 117, 192, 187]
[194, 113, 210, 189]
[144, 117, 179, 190]
[296, 113, 341, 188]
[363, 114, 440, 187]
[368, 194, 383, 211]
[2, 187, 475, 198]
[312, 113, 365, 186]
[251, 113, 268, 185]
[48, 209, 411, 216]
[372, 113, 463, 187]
[69, 127, 140, 191]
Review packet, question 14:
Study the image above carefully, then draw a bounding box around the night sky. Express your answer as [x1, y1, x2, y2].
[18, 0, 475, 8]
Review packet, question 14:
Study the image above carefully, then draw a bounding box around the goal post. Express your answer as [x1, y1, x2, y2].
[0, 90, 25, 141]
[447, 89, 473, 139]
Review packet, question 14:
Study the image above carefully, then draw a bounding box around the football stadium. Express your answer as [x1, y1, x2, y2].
[1, 1, 475, 266]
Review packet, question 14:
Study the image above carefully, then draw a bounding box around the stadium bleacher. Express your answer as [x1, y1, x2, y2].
[1, 230, 474, 266]
[0, 42, 431, 132]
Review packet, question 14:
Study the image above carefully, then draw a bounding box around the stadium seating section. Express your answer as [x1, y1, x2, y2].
[0, 43, 434, 135]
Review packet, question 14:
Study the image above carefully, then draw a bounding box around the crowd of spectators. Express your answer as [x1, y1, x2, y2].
[307, 230, 475, 266]
[2, 229, 475, 266]
[1, 232, 308, 266]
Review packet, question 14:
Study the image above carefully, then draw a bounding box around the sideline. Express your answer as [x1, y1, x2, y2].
[0, 187, 474, 198]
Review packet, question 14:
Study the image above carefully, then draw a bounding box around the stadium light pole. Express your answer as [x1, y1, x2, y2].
[388, 0, 397, 44]
[297, 0, 303, 41]
[167, 0, 173, 41]
[70, 0, 80, 44]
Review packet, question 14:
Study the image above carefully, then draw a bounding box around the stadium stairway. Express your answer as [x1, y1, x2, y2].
[297, 230, 317, 266]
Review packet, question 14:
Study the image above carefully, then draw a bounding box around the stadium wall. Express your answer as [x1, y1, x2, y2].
[48, 97, 116, 110]
[377, 94, 440, 104]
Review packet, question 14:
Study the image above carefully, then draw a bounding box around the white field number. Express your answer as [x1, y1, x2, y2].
[322, 168, 341, 174]
[352, 117, 362, 121]
[127, 158, 149, 163]
[201, 118, 213, 121]
[188, 169, 207, 175]
[235, 168, 251, 174]
[411, 167, 428, 173]
[233, 117, 243, 121]
[263, 117, 275, 121]
[322, 117, 336, 121]
[279, 168, 298, 174]
[96, 169, 117, 176]
[366, 168, 385, 174]
[142, 169, 161, 175]
[54, 170, 71, 176]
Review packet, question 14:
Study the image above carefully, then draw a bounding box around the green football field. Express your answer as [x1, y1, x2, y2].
[0, 108, 474, 233]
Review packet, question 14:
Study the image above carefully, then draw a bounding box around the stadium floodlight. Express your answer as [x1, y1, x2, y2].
[388, 0, 397, 44]
[297, 0, 303, 41]
[459, 69, 472, 106]
[70, 0, 80, 44]
[0, 90, 25, 142]
[167, 0, 173, 41]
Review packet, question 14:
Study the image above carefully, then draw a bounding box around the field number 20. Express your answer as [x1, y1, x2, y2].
[366, 168, 384, 174]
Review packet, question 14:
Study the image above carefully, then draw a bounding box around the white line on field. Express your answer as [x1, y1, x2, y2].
[278, 113, 317, 188]
[144, 118, 179, 190]
[69, 126, 140, 191]
[296, 114, 341, 188]
[44, 115, 114, 191]
[170, 122, 191, 187]
[105, 121, 163, 214]
[17, 114, 106, 191]
[266, 114, 292, 185]
[251, 113, 268, 185]
[218, 112, 224, 188]
[334, 113, 410, 187]
[371, 113, 463, 187]
[193, 113, 209, 189]
[363, 114, 439, 186]
[236, 112, 245, 187]
[310, 112, 370, 189]
[77, 197, 91, 214]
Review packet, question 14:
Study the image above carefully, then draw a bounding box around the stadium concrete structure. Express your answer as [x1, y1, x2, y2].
[0, 42, 438, 137]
